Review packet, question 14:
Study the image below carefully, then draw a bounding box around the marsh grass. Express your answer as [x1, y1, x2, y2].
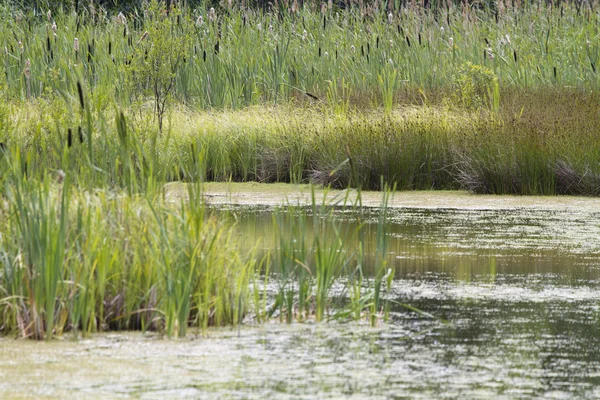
[1, 0, 600, 339]
[5, 94, 600, 195]
[2, 1, 599, 108]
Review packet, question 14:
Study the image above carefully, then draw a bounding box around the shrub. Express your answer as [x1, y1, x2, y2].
[126, 0, 189, 132]
[452, 63, 500, 112]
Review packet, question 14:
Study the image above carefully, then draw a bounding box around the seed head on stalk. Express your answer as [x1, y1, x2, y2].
[74, 38, 79, 53]
[116, 12, 127, 25]
[51, 21, 57, 36]
[388, 12, 393, 24]
[24, 58, 30, 78]
[209, 7, 216, 22]
[24, 59, 31, 98]
[47, 10, 52, 22]
[139, 31, 149, 43]
[196, 15, 203, 27]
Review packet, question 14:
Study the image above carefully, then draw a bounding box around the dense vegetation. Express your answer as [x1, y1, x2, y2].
[1, 0, 599, 193]
[0, 0, 599, 339]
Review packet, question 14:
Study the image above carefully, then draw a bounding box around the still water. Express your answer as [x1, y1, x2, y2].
[1, 193, 600, 399]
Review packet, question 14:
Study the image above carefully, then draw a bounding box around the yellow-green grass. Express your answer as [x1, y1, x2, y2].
[1, 89, 599, 195]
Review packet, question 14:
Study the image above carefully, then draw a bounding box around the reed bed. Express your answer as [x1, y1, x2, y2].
[1, 0, 599, 108]
[2, 89, 600, 195]
[0, 142, 399, 339]
[0, 0, 598, 340]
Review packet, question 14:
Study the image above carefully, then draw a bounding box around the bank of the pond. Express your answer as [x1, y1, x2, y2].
[168, 182, 600, 211]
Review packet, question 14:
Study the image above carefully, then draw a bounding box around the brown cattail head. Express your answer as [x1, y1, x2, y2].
[139, 31, 149, 43]
[77, 81, 85, 110]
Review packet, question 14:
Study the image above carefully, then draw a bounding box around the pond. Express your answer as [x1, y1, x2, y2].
[2, 190, 600, 399]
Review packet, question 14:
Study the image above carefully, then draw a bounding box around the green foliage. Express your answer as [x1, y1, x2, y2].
[452, 63, 499, 111]
[126, 0, 189, 131]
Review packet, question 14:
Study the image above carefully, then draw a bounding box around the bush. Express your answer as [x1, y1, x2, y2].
[452, 62, 500, 112]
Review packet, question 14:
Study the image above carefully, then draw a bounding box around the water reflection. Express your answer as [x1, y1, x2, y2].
[225, 205, 600, 283]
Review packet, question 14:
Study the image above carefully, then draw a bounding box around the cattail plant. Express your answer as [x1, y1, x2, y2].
[24, 58, 31, 98]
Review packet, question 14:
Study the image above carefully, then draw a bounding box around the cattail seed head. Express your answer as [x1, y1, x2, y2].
[77, 81, 85, 110]
[302, 29, 307, 41]
[24, 58, 31, 78]
[47, 10, 52, 22]
[116, 12, 127, 25]
[388, 12, 393, 24]
[139, 31, 149, 43]
[389, 39, 393, 47]
[449, 37, 454, 48]
[74, 37, 79, 52]
[321, 3, 327, 14]
[196, 15, 203, 26]
[51, 21, 57, 36]
[56, 170, 65, 183]
[208, 7, 216, 22]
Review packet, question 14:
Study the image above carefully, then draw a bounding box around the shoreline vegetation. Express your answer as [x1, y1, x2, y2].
[0, 0, 599, 339]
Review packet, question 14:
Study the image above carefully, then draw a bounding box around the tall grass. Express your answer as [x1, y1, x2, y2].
[1, 1, 599, 110]
[0, 173, 399, 338]
[4, 94, 600, 195]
